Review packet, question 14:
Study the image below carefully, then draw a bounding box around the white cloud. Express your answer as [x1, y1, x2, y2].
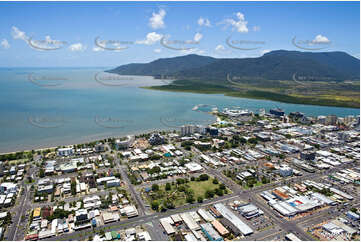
[11, 26, 28, 41]
[136, 32, 162, 45]
[154, 48, 162, 53]
[260, 49, 271, 55]
[215, 44, 225, 51]
[253, 26, 260, 32]
[1, 39, 10, 49]
[92, 46, 104, 52]
[149, 9, 166, 29]
[223, 12, 248, 33]
[193, 32, 203, 42]
[312, 34, 330, 44]
[69, 43, 87, 51]
[198, 17, 211, 27]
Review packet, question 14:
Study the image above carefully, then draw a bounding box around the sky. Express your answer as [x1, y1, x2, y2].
[0, 1, 359, 67]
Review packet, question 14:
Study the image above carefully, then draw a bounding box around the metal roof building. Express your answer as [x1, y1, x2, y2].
[311, 192, 337, 206]
[330, 188, 353, 200]
[212, 220, 229, 236]
[197, 208, 215, 222]
[201, 223, 223, 241]
[180, 212, 200, 231]
[214, 203, 253, 236]
[285, 233, 302, 241]
[160, 217, 175, 235]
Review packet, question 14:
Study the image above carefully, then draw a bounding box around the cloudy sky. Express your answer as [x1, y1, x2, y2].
[0, 1, 359, 67]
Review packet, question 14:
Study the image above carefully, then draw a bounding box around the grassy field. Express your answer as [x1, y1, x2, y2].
[143, 177, 230, 209]
[144, 79, 360, 108]
[187, 179, 221, 197]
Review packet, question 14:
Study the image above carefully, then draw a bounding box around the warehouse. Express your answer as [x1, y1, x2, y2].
[197, 208, 215, 222]
[214, 203, 253, 236]
[285, 233, 302, 241]
[311, 192, 337, 206]
[212, 220, 229, 236]
[160, 217, 175, 235]
[271, 202, 293, 217]
[180, 212, 200, 230]
[201, 223, 223, 241]
[184, 233, 197, 241]
[238, 204, 264, 219]
[219, 218, 241, 236]
[170, 214, 182, 224]
[279, 201, 298, 215]
[330, 188, 353, 200]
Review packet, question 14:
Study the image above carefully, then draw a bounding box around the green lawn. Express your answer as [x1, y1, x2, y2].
[144, 177, 230, 209]
[187, 179, 221, 197]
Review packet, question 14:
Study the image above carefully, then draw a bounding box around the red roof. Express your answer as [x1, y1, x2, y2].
[25, 234, 38, 240]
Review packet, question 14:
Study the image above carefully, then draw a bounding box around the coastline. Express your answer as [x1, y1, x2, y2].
[143, 85, 360, 109]
[0, 127, 173, 155]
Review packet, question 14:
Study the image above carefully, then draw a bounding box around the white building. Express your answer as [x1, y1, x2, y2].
[57, 147, 74, 156]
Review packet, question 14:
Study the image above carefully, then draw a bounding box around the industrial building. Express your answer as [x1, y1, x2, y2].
[213, 203, 253, 236]
[201, 223, 223, 241]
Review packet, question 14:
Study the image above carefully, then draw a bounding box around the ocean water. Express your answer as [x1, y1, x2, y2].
[0, 67, 359, 153]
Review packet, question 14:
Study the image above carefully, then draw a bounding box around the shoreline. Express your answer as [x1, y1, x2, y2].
[0, 117, 218, 155]
[142, 86, 360, 109]
[0, 127, 173, 155]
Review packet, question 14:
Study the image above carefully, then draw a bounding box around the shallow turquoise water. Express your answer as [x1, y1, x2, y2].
[0, 67, 359, 153]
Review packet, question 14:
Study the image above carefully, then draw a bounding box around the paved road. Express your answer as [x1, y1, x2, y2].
[118, 164, 147, 216]
[6, 166, 36, 241]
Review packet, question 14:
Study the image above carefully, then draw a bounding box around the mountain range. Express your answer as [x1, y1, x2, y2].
[108, 50, 360, 82]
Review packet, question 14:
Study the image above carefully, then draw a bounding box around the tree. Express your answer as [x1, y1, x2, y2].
[165, 183, 171, 191]
[248, 138, 258, 144]
[151, 201, 159, 211]
[71, 181, 76, 195]
[199, 174, 209, 181]
[350, 208, 358, 213]
[178, 185, 186, 192]
[205, 190, 215, 199]
[197, 196, 203, 203]
[186, 195, 195, 204]
[39, 168, 45, 178]
[215, 188, 223, 196]
[164, 199, 175, 209]
[212, 178, 219, 184]
[148, 166, 161, 174]
[239, 137, 247, 144]
[152, 184, 159, 192]
[219, 184, 226, 190]
[190, 177, 195, 181]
